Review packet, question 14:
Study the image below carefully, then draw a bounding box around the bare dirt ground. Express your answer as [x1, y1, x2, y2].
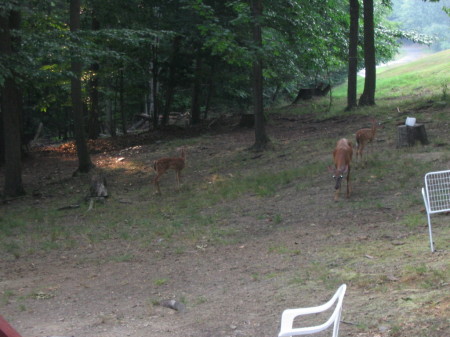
[1, 107, 449, 337]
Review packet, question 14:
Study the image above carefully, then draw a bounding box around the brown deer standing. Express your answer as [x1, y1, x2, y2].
[328, 138, 353, 201]
[153, 148, 186, 195]
[355, 118, 382, 166]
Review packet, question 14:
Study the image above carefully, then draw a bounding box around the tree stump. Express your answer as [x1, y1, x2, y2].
[397, 124, 429, 147]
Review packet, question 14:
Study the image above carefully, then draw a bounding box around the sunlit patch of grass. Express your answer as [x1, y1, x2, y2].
[40, 241, 60, 251]
[1, 290, 15, 306]
[154, 278, 168, 286]
[195, 296, 208, 305]
[401, 263, 449, 289]
[251, 273, 260, 281]
[264, 272, 279, 279]
[288, 273, 307, 286]
[207, 225, 240, 245]
[3, 241, 21, 259]
[268, 245, 301, 255]
[111, 253, 134, 262]
[223, 163, 323, 198]
[0, 215, 27, 236]
[401, 213, 424, 229]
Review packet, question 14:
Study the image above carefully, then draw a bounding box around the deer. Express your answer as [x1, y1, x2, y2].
[328, 138, 353, 201]
[152, 148, 186, 195]
[355, 118, 383, 166]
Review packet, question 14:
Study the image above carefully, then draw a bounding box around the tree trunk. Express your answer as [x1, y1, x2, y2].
[107, 99, 116, 137]
[250, 0, 270, 151]
[88, 15, 101, 140]
[204, 67, 214, 120]
[0, 9, 25, 197]
[359, 0, 376, 106]
[0, 104, 3, 165]
[191, 49, 202, 125]
[162, 36, 181, 126]
[150, 51, 159, 129]
[346, 0, 359, 110]
[88, 62, 101, 139]
[119, 68, 126, 134]
[147, 75, 154, 130]
[70, 0, 93, 174]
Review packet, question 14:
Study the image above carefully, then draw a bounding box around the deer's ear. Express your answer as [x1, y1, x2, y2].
[328, 166, 335, 173]
[343, 165, 349, 173]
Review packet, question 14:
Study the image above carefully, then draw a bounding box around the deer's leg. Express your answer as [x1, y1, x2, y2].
[153, 174, 162, 195]
[355, 144, 362, 168]
[176, 170, 183, 190]
[359, 144, 366, 167]
[346, 169, 352, 198]
[175, 171, 180, 190]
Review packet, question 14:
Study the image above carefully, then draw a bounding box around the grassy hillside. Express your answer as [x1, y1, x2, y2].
[332, 48, 449, 104]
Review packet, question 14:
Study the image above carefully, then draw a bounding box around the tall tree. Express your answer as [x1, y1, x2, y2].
[359, 0, 376, 106]
[250, 0, 270, 151]
[162, 36, 181, 126]
[191, 46, 202, 125]
[70, 0, 93, 174]
[87, 11, 101, 140]
[346, 0, 360, 110]
[0, 6, 25, 197]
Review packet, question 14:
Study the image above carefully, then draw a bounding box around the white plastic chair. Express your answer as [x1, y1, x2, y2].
[278, 284, 347, 337]
[422, 170, 450, 252]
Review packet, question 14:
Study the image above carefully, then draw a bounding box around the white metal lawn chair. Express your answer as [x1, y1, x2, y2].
[422, 169, 450, 252]
[278, 284, 347, 337]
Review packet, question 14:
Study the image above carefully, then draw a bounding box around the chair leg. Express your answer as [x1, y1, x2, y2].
[427, 213, 434, 253]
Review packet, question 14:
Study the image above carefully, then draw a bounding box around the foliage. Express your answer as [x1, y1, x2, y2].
[389, 0, 450, 51]
[0, 0, 408, 141]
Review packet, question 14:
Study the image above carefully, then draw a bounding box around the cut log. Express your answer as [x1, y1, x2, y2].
[397, 124, 429, 147]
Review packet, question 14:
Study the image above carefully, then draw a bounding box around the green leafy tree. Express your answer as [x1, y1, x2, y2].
[347, 0, 360, 110]
[250, 0, 270, 151]
[70, 0, 93, 174]
[359, 0, 376, 106]
[0, 4, 25, 197]
[390, 0, 450, 51]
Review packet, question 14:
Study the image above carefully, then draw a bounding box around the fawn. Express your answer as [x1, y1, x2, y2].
[355, 118, 382, 165]
[152, 148, 186, 195]
[328, 138, 353, 201]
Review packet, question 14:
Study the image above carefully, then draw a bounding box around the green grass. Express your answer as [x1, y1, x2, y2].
[154, 278, 169, 286]
[332, 49, 450, 100]
[1, 48, 450, 308]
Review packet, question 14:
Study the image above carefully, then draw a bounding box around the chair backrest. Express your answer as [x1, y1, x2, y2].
[423, 170, 450, 214]
[278, 284, 347, 337]
[422, 169, 450, 252]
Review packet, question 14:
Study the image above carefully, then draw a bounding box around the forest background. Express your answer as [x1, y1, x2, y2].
[0, 0, 449, 196]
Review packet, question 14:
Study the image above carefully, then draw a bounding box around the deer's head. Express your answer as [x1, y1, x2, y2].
[328, 165, 348, 190]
